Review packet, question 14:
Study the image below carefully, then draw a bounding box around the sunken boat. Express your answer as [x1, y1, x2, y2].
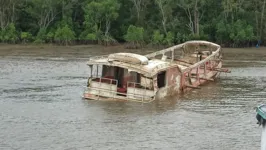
[83, 40, 230, 103]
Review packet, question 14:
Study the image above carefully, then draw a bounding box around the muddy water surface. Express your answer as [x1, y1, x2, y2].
[0, 45, 265, 150]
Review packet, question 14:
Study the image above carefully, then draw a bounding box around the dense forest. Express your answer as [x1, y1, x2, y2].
[0, 0, 265, 48]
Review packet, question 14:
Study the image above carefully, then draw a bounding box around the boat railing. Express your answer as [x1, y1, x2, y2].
[88, 77, 118, 99]
[145, 40, 220, 59]
[126, 81, 154, 103]
[86, 86, 154, 103]
[92, 77, 118, 85]
[85, 78, 155, 103]
[182, 47, 221, 73]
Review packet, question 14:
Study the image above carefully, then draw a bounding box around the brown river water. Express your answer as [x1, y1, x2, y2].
[0, 45, 266, 150]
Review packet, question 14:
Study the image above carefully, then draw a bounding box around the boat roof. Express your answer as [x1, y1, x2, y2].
[86, 40, 221, 77]
[87, 56, 187, 77]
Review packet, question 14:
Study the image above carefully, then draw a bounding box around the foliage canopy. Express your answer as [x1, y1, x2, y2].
[0, 0, 265, 47]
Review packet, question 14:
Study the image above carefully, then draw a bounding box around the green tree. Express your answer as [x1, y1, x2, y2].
[164, 31, 174, 46]
[216, 21, 229, 44]
[229, 20, 255, 47]
[0, 0, 19, 30]
[152, 30, 164, 46]
[1, 23, 17, 43]
[21, 32, 33, 43]
[177, 0, 206, 36]
[26, 0, 61, 38]
[129, 0, 150, 26]
[155, 0, 175, 34]
[83, 0, 120, 45]
[54, 25, 75, 45]
[35, 28, 47, 43]
[124, 25, 144, 48]
[0, 0, 263, 47]
[46, 31, 55, 43]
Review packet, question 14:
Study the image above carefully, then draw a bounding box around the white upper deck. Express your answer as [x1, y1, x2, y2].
[86, 41, 221, 77]
[88, 54, 183, 74]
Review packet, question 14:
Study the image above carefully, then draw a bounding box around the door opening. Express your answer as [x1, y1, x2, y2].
[157, 71, 166, 88]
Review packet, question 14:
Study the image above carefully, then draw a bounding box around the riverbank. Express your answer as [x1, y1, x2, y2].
[0, 43, 266, 61]
[0, 43, 153, 58]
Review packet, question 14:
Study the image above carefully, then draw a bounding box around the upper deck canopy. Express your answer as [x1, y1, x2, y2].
[86, 41, 221, 77]
[87, 54, 186, 77]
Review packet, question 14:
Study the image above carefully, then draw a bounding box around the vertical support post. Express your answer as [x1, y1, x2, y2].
[197, 67, 199, 82]
[188, 72, 192, 85]
[134, 82, 136, 99]
[204, 63, 206, 76]
[110, 79, 112, 98]
[144, 79, 147, 102]
[171, 50, 174, 62]
[88, 65, 92, 78]
[114, 79, 118, 100]
[98, 78, 101, 100]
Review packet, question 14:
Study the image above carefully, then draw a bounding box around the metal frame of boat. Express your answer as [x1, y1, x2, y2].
[83, 40, 230, 103]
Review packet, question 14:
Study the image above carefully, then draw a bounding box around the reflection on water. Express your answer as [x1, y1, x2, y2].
[0, 46, 264, 150]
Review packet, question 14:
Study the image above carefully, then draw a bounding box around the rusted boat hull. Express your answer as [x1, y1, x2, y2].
[154, 61, 223, 100]
[83, 40, 230, 103]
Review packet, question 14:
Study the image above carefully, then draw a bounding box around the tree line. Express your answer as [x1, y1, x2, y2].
[0, 0, 265, 48]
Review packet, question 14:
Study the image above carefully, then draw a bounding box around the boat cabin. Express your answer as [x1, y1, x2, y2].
[85, 53, 175, 102]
